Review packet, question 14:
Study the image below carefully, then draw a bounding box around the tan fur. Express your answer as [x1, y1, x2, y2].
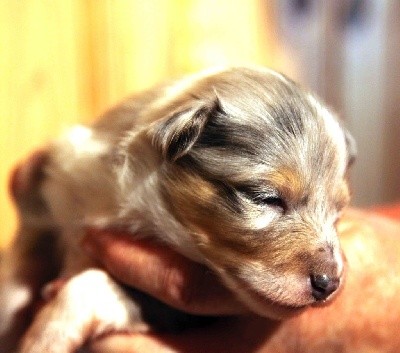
[267, 168, 305, 204]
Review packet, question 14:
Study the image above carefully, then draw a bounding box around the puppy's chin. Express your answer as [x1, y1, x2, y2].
[242, 293, 309, 321]
[213, 266, 344, 321]
[242, 282, 343, 320]
[230, 282, 308, 320]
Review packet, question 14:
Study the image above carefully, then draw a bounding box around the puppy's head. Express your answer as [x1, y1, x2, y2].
[150, 67, 356, 319]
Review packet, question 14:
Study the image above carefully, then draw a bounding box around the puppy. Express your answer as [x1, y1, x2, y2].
[0, 66, 356, 353]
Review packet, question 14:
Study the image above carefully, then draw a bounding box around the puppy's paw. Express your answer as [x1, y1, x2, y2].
[20, 322, 78, 353]
[19, 269, 144, 353]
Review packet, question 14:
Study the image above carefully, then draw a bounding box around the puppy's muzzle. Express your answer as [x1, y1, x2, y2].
[309, 246, 342, 301]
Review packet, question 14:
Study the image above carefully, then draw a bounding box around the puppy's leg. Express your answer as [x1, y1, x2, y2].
[19, 269, 147, 353]
[0, 228, 60, 353]
[0, 151, 60, 353]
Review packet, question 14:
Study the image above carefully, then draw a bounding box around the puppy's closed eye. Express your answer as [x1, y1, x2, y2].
[257, 195, 286, 210]
[238, 185, 287, 212]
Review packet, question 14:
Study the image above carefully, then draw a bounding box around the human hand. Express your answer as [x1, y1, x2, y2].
[82, 229, 247, 316]
[88, 315, 277, 353]
[82, 229, 265, 353]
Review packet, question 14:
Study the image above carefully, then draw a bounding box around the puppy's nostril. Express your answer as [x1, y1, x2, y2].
[310, 274, 339, 301]
[312, 274, 330, 289]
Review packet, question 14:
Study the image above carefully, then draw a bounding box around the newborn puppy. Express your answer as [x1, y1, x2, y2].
[0, 67, 355, 353]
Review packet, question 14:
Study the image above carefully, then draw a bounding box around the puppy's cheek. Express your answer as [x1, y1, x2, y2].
[161, 170, 345, 316]
[188, 236, 310, 315]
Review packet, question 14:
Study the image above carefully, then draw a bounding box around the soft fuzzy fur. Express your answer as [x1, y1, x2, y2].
[0, 67, 355, 353]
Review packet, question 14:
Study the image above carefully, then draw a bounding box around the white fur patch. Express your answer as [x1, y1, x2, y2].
[252, 210, 280, 230]
[64, 125, 108, 156]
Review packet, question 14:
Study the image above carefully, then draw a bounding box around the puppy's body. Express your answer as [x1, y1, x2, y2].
[0, 67, 355, 353]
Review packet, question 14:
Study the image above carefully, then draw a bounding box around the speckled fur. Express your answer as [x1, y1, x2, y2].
[0, 67, 355, 353]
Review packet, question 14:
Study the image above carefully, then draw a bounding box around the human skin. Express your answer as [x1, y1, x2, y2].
[83, 209, 400, 353]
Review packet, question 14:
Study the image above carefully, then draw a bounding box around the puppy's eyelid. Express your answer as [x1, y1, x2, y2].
[238, 186, 287, 212]
[260, 195, 287, 211]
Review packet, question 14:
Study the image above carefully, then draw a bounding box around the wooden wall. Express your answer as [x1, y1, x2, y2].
[0, 0, 288, 248]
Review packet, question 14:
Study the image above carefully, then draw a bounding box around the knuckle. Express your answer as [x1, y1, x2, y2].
[161, 265, 203, 312]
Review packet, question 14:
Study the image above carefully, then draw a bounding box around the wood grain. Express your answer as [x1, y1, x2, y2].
[0, 0, 283, 248]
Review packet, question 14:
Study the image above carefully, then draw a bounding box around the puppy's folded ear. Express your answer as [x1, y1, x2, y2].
[151, 98, 219, 162]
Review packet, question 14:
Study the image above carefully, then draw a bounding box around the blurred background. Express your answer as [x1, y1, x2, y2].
[1, 0, 399, 248]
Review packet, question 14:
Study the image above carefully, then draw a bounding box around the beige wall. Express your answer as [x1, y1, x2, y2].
[0, 0, 289, 248]
[277, 1, 400, 207]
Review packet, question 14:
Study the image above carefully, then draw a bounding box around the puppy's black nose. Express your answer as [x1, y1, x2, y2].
[310, 274, 339, 301]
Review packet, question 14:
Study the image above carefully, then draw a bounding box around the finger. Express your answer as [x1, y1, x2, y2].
[89, 333, 176, 353]
[82, 229, 247, 315]
[89, 316, 274, 353]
